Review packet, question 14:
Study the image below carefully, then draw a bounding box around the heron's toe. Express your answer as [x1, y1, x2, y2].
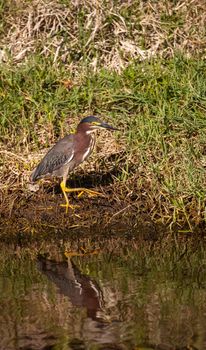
[60, 202, 79, 213]
[78, 189, 103, 198]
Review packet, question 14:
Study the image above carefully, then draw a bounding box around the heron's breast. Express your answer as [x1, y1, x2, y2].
[75, 134, 95, 164]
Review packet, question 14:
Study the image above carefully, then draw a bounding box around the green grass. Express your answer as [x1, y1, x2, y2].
[1, 54, 206, 227]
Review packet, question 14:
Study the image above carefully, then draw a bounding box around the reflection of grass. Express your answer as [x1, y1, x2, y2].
[0, 239, 206, 348]
[1, 237, 205, 292]
[1, 237, 205, 306]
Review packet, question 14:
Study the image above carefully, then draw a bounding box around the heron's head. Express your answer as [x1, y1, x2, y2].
[77, 116, 119, 134]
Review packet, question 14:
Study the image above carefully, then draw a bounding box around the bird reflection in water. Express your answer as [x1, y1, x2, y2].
[37, 254, 105, 322]
[37, 254, 125, 348]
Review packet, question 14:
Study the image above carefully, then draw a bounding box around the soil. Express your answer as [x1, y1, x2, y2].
[0, 176, 161, 243]
[1, 171, 204, 240]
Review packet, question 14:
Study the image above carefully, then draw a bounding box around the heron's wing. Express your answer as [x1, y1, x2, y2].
[31, 134, 75, 181]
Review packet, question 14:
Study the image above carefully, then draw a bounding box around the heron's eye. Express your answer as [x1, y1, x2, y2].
[91, 121, 100, 126]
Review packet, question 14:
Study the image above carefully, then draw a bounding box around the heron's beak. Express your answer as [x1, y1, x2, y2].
[100, 121, 119, 131]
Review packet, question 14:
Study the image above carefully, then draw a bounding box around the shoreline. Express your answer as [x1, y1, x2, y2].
[1, 175, 205, 238]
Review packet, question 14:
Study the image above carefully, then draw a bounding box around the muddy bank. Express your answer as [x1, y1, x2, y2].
[1, 168, 206, 238]
[1, 182, 206, 240]
[0, 177, 165, 240]
[1, 141, 206, 235]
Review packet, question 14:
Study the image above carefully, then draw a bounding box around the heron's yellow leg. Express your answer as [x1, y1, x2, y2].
[60, 180, 78, 213]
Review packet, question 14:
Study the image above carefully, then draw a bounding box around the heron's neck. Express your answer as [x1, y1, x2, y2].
[76, 123, 97, 140]
[76, 127, 96, 145]
[77, 122, 93, 134]
[85, 129, 96, 134]
[82, 129, 96, 144]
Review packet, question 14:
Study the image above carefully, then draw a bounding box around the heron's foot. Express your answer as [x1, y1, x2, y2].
[64, 186, 102, 196]
[77, 188, 103, 198]
[60, 202, 79, 214]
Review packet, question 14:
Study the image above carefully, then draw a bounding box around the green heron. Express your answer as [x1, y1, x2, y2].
[31, 116, 118, 212]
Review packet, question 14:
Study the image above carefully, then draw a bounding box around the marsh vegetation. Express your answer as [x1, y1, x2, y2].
[0, 0, 206, 232]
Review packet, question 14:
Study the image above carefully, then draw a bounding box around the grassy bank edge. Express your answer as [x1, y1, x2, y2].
[1, 54, 206, 230]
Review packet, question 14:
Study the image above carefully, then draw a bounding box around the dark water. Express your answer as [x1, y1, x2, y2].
[0, 236, 206, 350]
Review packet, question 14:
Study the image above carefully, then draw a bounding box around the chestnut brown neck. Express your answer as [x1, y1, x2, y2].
[76, 122, 92, 134]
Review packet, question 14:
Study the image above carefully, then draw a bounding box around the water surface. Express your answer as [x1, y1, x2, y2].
[0, 236, 206, 350]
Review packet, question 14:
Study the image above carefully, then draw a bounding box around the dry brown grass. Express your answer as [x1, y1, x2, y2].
[1, 0, 206, 70]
